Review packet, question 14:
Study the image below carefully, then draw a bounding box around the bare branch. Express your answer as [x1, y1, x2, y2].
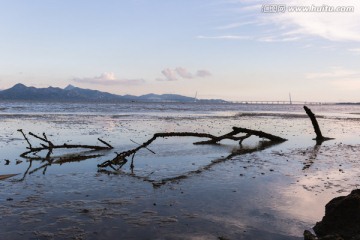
[29, 132, 54, 147]
[19, 131, 113, 160]
[130, 139, 155, 154]
[98, 127, 287, 170]
[304, 106, 333, 143]
[17, 129, 33, 149]
[98, 138, 113, 149]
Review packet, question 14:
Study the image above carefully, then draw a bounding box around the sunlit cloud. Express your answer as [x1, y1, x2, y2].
[156, 68, 178, 81]
[73, 72, 145, 85]
[156, 67, 212, 81]
[175, 67, 193, 79]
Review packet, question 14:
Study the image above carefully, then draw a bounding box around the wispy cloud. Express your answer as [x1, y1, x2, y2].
[216, 0, 360, 43]
[348, 48, 360, 54]
[157, 67, 212, 81]
[197, 35, 251, 40]
[215, 21, 257, 30]
[257, 35, 301, 42]
[307, 66, 360, 90]
[306, 67, 360, 79]
[269, 0, 360, 42]
[73, 72, 145, 85]
[196, 70, 212, 78]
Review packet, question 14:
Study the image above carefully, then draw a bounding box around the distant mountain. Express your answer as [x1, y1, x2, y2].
[0, 83, 228, 103]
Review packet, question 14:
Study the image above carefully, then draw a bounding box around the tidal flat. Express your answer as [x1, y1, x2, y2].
[1, 102, 360, 239]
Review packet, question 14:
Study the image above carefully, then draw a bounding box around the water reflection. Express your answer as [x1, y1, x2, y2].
[2, 102, 360, 239]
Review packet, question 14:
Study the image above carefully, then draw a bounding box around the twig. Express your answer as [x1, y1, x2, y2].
[130, 139, 155, 154]
[17, 129, 32, 149]
[29, 132, 54, 147]
[98, 138, 113, 149]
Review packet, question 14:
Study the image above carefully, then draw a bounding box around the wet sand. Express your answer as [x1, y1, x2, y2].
[1, 107, 360, 239]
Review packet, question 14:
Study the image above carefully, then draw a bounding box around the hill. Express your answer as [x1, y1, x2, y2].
[0, 84, 227, 103]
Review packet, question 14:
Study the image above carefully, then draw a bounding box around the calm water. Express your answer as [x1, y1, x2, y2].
[1, 101, 360, 239]
[1, 101, 360, 115]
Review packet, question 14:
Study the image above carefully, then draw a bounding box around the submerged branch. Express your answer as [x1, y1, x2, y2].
[98, 127, 287, 170]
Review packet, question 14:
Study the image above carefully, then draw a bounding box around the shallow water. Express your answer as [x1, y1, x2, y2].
[1, 102, 360, 239]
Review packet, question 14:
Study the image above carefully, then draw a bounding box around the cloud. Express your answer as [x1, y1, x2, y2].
[158, 68, 178, 81]
[197, 35, 251, 40]
[257, 35, 301, 42]
[175, 67, 193, 79]
[215, 21, 257, 30]
[270, 0, 360, 42]
[307, 67, 360, 90]
[306, 67, 360, 79]
[331, 79, 360, 90]
[157, 67, 211, 81]
[348, 48, 360, 54]
[73, 72, 145, 85]
[219, 0, 360, 42]
[196, 70, 212, 77]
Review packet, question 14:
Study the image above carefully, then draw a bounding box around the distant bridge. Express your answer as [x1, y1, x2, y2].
[231, 101, 330, 105]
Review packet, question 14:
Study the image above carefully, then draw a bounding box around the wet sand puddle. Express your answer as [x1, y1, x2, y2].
[1, 107, 360, 239]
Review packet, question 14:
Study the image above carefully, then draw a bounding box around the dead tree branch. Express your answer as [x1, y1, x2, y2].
[17, 129, 32, 149]
[194, 127, 286, 144]
[19, 131, 113, 159]
[97, 138, 113, 148]
[98, 127, 287, 170]
[303, 106, 333, 143]
[29, 132, 54, 147]
[99, 140, 281, 188]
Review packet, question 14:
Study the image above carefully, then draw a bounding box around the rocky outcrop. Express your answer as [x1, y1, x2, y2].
[305, 189, 360, 240]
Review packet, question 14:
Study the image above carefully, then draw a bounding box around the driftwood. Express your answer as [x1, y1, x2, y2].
[98, 127, 287, 170]
[16, 129, 113, 180]
[99, 140, 280, 187]
[15, 127, 286, 184]
[0, 174, 19, 181]
[18, 129, 113, 159]
[303, 106, 333, 143]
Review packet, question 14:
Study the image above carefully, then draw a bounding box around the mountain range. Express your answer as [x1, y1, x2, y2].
[0, 83, 227, 103]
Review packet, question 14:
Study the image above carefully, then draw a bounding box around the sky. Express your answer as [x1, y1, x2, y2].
[0, 0, 360, 102]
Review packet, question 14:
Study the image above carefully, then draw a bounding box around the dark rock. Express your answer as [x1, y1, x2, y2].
[313, 189, 360, 239]
[304, 230, 317, 240]
[304, 230, 344, 240]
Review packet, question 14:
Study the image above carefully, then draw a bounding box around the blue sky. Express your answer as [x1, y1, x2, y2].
[0, 0, 360, 101]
